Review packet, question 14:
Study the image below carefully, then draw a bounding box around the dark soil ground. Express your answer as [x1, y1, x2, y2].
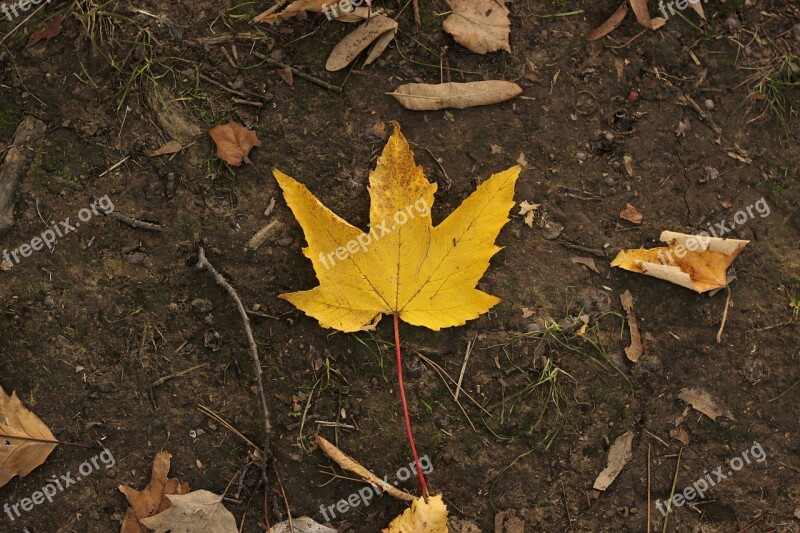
[0, 0, 799, 531]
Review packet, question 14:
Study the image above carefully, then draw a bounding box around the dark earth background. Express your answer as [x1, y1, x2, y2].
[0, 0, 799, 531]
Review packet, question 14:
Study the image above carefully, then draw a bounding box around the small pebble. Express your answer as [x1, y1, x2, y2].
[703, 99, 715, 111]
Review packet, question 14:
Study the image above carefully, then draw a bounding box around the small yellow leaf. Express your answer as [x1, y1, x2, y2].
[383, 494, 448, 533]
[275, 122, 518, 332]
[611, 231, 748, 293]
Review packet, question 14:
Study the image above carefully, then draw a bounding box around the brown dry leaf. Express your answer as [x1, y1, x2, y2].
[26, 15, 63, 48]
[316, 435, 414, 501]
[388, 81, 522, 111]
[278, 67, 294, 86]
[611, 231, 749, 293]
[326, 15, 398, 71]
[0, 386, 57, 488]
[587, 2, 628, 41]
[593, 430, 634, 491]
[119, 452, 190, 533]
[518, 200, 539, 228]
[619, 203, 643, 224]
[443, 0, 511, 54]
[620, 290, 643, 362]
[670, 427, 690, 445]
[570, 256, 599, 274]
[270, 517, 337, 533]
[209, 121, 261, 167]
[679, 388, 735, 421]
[521, 306, 535, 319]
[384, 494, 448, 533]
[148, 141, 183, 157]
[140, 490, 236, 533]
[495, 510, 526, 532]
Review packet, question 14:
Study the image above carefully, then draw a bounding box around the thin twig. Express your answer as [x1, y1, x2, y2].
[108, 211, 165, 232]
[647, 443, 652, 533]
[251, 51, 341, 92]
[195, 247, 273, 512]
[454, 335, 476, 401]
[716, 286, 732, 343]
[661, 447, 683, 533]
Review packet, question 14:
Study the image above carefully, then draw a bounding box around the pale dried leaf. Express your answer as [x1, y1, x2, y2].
[326, 16, 398, 71]
[679, 388, 735, 421]
[593, 430, 634, 490]
[0, 386, 57, 488]
[570, 256, 599, 274]
[443, 0, 511, 54]
[586, 2, 628, 41]
[629, 0, 652, 29]
[270, 517, 337, 533]
[388, 81, 522, 111]
[148, 141, 183, 157]
[140, 491, 237, 533]
[518, 200, 539, 228]
[254, 0, 327, 24]
[620, 290, 643, 362]
[365, 28, 397, 66]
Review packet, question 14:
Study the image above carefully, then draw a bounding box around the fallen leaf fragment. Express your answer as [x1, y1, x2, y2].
[26, 15, 63, 48]
[587, 2, 628, 41]
[518, 200, 539, 228]
[365, 27, 397, 66]
[275, 122, 518, 332]
[611, 231, 749, 293]
[0, 386, 57, 488]
[675, 118, 690, 137]
[209, 121, 261, 166]
[270, 517, 337, 533]
[619, 203, 643, 224]
[254, 0, 328, 23]
[316, 435, 413, 501]
[570, 256, 599, 274]
[521, 306, 535, 319]
[495, 509, 526, 532]
[688, 0, 706, 19]
[326, 15, 398, 71]
[620, 290, 643, 362]
[670, 427, 690, 445]
[140, 490, 237, 533]
[120, 452, 190, 533]
[443, 0, 511, 54]
[384, 494, 448, 533]
[148, 140, 183, 157]
[678, 388, 735, 421]
[593, 430, 634, 490]
[388, 81, 523, 111]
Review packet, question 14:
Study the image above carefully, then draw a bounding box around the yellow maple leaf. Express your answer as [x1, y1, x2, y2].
[611, 231, 749, 293]
[274, 122, 519, 332]
[383, 494, 448, 533]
